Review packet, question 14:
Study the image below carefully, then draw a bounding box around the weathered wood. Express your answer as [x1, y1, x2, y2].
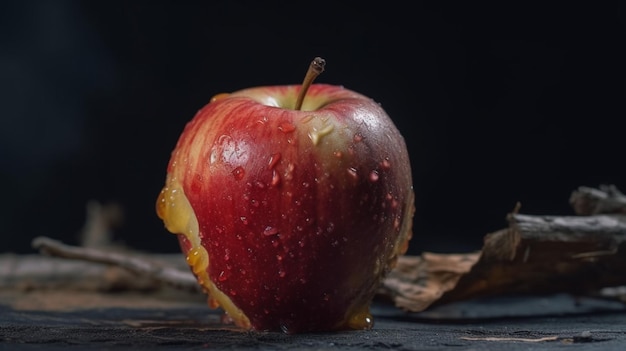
[378, 212, 626, 312]
[0, 252, 198, 293]
[29, 236, 200, 293]
[376, 252, 480, 311]
[570, 184, 626, 215]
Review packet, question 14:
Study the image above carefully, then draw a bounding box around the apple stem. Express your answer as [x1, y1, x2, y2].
[294, 57, 325, 110]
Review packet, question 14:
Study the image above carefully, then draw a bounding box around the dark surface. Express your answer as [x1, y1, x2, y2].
[2, 2, 626, 256]
[2, 294, 626, 350]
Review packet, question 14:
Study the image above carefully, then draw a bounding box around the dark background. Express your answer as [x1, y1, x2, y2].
[2, 1, 625, 256]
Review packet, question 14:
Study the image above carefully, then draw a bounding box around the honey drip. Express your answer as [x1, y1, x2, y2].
[156, 174, 251, 329]
[346, 306, 374, 330]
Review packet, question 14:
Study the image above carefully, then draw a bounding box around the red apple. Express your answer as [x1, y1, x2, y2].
[156, 58, 414, 333]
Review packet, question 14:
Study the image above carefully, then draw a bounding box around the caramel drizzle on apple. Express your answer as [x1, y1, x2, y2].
[156, 175, 251, 329]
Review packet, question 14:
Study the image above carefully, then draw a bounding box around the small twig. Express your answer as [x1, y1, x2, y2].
[32, 236, 200, 292]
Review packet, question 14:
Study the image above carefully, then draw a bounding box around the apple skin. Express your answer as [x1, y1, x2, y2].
[157, 83, 414, 333]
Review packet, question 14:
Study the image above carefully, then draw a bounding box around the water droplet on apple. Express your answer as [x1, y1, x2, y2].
[240, 216, 248, 225]
[257, 116, 269, 125]
[271, 170, 280, 186]
[394, 215, 402, 230]
[232, 166, 245, 180]
[347, 167, 358, 180]
[380, 158, 391, 169]
[301, 115, 315, 124]
[347, 145, 356, 156]
[218, 270, 227, 282]
[391, 199, 399, 209]
[353, 133, 364, 143]
[278, 122, 296, 133]
[210, 148, 218, 164]
[373, 258, 381, 275]
[263, 226, 279, 236]
[255, 181, 266, 189]
[218, 134, 231, 144]
[268, 153, 281, 169]
[326, 222, 335, 233]
[369, 170, 379, 182]
[278, 269, 286, 278]
[333, 150, 343, 158]
[284, 163, 295, 181]
[308, 123, 334, 146]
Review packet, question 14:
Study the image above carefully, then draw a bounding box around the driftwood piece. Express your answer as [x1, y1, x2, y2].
[29, 236, 200, 292]
[570, 184, 626, 216]
[379, 212, 626, 312]
[0, 252, 194, 292]
[377, 252, 480, 311]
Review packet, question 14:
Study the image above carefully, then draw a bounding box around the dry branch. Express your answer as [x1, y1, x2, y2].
[0, 253, 189, 292]
[31, 236, 200, 292]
